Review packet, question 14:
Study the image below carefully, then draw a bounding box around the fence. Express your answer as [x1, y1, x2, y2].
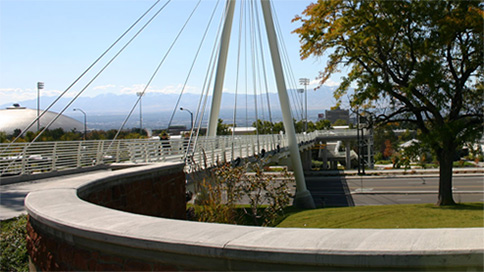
[0, 130, 352, 177]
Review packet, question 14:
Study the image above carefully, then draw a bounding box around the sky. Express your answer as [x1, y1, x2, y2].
[0, 0, 346, 115]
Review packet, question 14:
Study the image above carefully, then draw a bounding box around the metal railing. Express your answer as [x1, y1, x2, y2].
[0, 130, 358, 177]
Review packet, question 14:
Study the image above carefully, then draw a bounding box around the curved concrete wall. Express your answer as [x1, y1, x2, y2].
[25, 163, 483, 271]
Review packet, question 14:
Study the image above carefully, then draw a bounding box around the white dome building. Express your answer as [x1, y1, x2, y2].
[0, 104, 84, 134]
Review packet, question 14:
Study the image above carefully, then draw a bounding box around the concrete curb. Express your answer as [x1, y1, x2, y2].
[351, 191, 484, 195]
[24, 163, 484, 271]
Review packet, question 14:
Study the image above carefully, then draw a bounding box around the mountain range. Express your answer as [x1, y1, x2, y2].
[1, 87, 340, 130]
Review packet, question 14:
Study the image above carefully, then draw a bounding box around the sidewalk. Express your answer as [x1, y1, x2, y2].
[305, 167, 484, 177]
[0, 169, 112, 220]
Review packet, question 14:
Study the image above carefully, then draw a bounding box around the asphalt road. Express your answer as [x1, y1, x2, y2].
[306, 174, 484, 207]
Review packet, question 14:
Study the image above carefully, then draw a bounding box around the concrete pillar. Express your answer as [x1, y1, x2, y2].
[345, 140, 351, 170]
[301, 149, 312, 171]
[367, 138, 374, 169]
[261, 0, 315, 209]
[321, 143, 328, 170]
[207, 0, 236, 137]
[331, 161, 337, 170]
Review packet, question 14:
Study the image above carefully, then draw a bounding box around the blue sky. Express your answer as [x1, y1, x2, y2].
[0, 0, 344, 110]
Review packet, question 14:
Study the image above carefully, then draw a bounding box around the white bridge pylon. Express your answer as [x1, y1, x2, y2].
[207, 0, 315, 209]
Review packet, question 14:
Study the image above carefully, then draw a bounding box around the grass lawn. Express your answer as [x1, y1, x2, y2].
[1, 215, 29, 272]
[276, 203, 484, 229]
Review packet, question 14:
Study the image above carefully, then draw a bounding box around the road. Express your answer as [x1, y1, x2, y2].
[306, 174, 484, 207]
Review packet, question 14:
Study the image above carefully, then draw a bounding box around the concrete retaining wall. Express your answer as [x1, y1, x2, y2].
[25, 162, 484, 271]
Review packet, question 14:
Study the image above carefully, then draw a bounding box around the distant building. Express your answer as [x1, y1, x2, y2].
[167, 125, 187, 135]
[0, 104, 84, 134]
[229, 127, 256, 135]
[325, 107, 349, 124]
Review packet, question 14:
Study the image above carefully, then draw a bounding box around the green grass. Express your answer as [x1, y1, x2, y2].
[1, 215, 29, 272]
[276, 203, 484, 229]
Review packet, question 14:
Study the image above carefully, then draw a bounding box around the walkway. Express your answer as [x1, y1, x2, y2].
[0, 169, 112, 220]
[2, 166, 482, 220]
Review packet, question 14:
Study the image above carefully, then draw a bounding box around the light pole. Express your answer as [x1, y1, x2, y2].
[136, 92, 143, 133]
[299, 78, 309, 131]
[180, 107, 193, 131]
[297, 88, 304, 122]
[73, 108, 87, 140]
[37, 82, 44, 131]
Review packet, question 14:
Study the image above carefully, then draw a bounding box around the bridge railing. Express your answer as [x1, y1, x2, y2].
[0, 138, 189, 176]
[0, 129, 359, 177]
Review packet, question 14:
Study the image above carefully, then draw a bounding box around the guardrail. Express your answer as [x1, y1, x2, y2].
[0, 130, 359, 177]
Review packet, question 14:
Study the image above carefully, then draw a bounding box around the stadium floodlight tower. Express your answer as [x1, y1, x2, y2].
[37, 82, 44, 131]
[207, 0, 315, 209]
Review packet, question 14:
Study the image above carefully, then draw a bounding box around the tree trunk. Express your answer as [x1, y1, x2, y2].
[436, 146, 456, 206]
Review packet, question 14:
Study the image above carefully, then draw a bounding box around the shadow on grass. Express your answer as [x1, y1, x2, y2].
[430, 202, 484, 211]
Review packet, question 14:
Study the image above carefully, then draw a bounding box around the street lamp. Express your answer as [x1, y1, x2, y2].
[136, 92, 143, 133]
[180, 107, 193, 131]
[299, 78, 310, 131]
[73, 108, 87, 140]
[37, 82, 44, 131]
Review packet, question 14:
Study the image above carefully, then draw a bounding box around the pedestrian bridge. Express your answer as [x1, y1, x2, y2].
[0, 129, 371, 183]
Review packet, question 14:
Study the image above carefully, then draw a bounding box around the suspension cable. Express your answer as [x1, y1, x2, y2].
[253, 0, 278, 151]
[186, 1, 228, 165]
[30, 0, 173, 145]
[253, 1, 274, 127]
[166, 0, 221, 131]
[1, 0, 172, 175]
[249, 0, 260, 152]
[229, 0, 246, 160]
[111, 0, 202, 142]
[244, 1, 249, 129]
[272, 1, 305, 122]
[5, 0, 168, 146]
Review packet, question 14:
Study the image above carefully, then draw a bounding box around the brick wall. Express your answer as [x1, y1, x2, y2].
[81, 170, 186, 220]
[27, 164, 189, 271]
[26, 217, 188, 271]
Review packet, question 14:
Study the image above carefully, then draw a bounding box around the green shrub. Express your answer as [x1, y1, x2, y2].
[453, 160, 476, 168]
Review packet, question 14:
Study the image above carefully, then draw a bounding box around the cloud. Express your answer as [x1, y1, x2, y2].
[322, 78, 340, 87]
[0, 88, 66, 105]
[0, 83, 202, 106]
[117, 84, 201, 95]
[93, 84, 116, 90]
[0, 88, 33, 104]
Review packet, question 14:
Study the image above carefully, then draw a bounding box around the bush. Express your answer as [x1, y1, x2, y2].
[191, 159, 292, 227]
[1, 215, 29, 272]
